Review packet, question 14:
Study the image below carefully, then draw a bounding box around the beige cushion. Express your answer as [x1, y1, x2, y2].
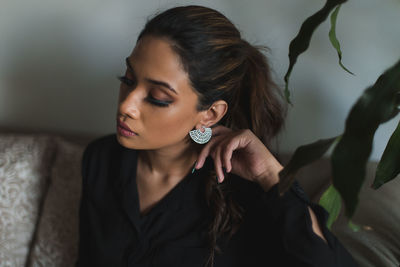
[0, 134, 55, 266]
[27, 137, 85, 267]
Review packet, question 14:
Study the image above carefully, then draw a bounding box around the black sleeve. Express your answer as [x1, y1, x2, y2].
[75, 143, 93, 267]
[260, 180, 358, 267]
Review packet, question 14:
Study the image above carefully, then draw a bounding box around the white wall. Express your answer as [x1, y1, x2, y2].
[1, 0, 399, 160]
[227, 0, 400, 160]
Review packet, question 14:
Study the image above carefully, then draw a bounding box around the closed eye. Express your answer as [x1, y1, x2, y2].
[117, 75, 136, 86]
[145, 95, 172, 107]
[117, 75, 172, 108]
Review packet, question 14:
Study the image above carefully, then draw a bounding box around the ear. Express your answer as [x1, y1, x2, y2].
[195, 100, 228, 130]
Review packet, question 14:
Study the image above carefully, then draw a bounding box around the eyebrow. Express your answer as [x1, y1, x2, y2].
[125, 57, 178, 95]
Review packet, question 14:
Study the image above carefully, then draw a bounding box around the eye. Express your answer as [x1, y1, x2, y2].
[145, 95, 173, 107]
[117, 75, 136, 87]
[117, 75, 172, 108]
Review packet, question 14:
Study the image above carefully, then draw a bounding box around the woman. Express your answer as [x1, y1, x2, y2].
[76, 5, 357, 267]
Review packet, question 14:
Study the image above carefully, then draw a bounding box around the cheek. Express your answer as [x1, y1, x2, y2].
[118, 88, 127, 104]
[144, 107, 196, 139]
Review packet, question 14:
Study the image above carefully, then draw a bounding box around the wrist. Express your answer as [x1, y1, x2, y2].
[257, 163, 282, 192]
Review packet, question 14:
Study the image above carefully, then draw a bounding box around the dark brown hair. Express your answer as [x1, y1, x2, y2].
[137, 5, 287, 266]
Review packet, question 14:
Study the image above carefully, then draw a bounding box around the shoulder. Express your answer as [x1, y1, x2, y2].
[81, 134, 124, 178]
[82, 134, 121, 162]
[84, 133, 119, 154]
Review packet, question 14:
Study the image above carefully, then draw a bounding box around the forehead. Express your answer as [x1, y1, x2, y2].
[129, 36, 193, 95]
[131, 36, 183, 76]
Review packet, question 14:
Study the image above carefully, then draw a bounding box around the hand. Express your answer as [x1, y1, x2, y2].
[195, 125, 283, 191]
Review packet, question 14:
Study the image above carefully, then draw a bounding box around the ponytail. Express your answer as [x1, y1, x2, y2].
[204, 41, 287, 267]
[224, 40, 287, 146]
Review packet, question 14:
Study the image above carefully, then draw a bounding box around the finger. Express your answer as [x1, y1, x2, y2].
[213, 145, 224, 183]
[222, 134, 245, 173]
[222, 140, 234, 173]
[195, 135, 224, 169]
[210, 125, 231, 137]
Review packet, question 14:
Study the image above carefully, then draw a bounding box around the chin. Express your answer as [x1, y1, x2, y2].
[116, 134, 140, 149]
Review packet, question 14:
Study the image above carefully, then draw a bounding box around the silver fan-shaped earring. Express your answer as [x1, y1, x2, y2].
[189, 126, 212, 144]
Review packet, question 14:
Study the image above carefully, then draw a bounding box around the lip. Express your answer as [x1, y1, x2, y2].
[117, 120, 138, 136]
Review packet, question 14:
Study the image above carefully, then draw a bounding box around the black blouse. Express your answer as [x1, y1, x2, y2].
[75, 134, 358, 267]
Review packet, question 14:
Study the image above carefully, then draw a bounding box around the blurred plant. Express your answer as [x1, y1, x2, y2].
[279, 0, 400, 230]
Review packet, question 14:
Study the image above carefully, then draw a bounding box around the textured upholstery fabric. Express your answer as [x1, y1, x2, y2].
[27, 137, 85, 267]
[0, 134, 56, 267]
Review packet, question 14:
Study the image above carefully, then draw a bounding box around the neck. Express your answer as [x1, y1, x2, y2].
[138, 141, 202, 181]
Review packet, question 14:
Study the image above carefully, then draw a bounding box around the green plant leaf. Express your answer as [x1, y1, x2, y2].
[331, 59, 400, 218]
[328, 5, 354, 75]
[372, 119, 400, 189]
[278, 136, 339, 195]
[284, 0, 348, 104]
[348, 220, 361, 232]
[319, 184, 342, 230]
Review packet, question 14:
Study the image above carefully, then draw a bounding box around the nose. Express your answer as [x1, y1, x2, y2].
[118, 87, 142, 120]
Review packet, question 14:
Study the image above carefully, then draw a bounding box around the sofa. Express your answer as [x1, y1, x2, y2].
[0, 132, 399, 267]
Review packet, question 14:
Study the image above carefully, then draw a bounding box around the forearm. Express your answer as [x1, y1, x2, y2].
[256, 164, 328, 243]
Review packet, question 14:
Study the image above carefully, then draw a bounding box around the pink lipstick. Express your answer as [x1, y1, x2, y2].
[117, 120, 138, 137]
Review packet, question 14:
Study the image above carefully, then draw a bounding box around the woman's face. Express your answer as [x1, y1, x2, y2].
[116, 35, 203, 150]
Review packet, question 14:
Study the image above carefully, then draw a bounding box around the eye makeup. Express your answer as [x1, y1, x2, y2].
[117, 75, 136, 87]
[117, 75, 173, 108]
[145, 95, 173, 107]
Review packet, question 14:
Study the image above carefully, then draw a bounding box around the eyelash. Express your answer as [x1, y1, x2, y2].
[117, 75, 172, 107]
